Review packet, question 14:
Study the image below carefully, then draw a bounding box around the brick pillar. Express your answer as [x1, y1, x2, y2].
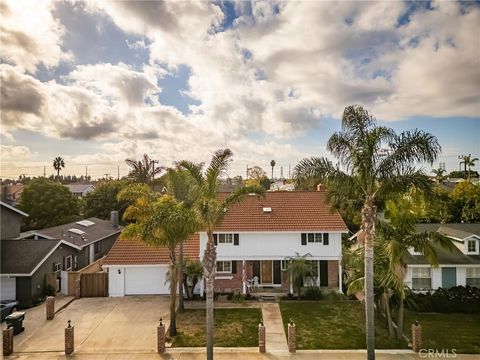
[3, 326, 14, 356]
[411, 321, 422, 352]
[258, 320, 266, 353]
[46, 296, 55, 320]
[65, 320, 74, 355]
[288, 321, 296, 353]
[75, 279, 81, 299]
[157, 318, 165, 353]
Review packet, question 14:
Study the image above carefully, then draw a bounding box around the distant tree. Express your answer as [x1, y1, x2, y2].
[245, 166, 271, 190]
[125, 154, 163, 184]
[431, 167, 446, 183]
[53, 157, 65, 180]
[448, 170, 479, 179]
[19, 178, 80, 230]
[248, 166, 267, 180]
[466, 155, 479, 180]
[450, 181, 480, 223]
[82, 180, 129, 220]
[259, 176, 272, 190]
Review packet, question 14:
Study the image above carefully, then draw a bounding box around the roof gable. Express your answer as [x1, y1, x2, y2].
[0, 201, 29, 217]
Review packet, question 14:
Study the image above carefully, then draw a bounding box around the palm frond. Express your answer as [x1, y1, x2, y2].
[205, 149, 233, 197]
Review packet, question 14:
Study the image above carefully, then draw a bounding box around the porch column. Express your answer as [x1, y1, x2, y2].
[199, 276, 204, 297]
[242, 259, 246, 295]
[339, 262, 343, 292]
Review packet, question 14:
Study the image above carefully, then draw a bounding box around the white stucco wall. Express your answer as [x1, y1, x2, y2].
[406, 265, 478, 291]
[199, 232, 343, 261]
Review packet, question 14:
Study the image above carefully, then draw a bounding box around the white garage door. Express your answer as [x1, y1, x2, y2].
[125, 267, 169, 295]
[1, 277, 16, 300]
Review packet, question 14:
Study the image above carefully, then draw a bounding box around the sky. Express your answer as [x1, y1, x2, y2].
[1, 0, 479, 180]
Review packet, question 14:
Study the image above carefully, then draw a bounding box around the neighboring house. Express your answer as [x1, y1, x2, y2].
[17, 213, 122, 269]
[404, 223, 480, 291]
[1, 239, 79, 307]
[65, 184, 95, 198]
[0, 201, 28, 240]
[269, 180, 295, 191]
[104, 190, 348, 297]
[2, 184, 24, 205]
[103, 235, 200, 296]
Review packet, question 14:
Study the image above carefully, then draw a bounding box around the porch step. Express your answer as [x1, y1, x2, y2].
[260, 295, 278, 302]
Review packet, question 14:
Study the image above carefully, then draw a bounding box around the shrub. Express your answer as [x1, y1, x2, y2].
[44, 284, 56, 296]
[230, 294, 246, 303]
[406, 286, 480, 313]
[301, 287, 323, 300]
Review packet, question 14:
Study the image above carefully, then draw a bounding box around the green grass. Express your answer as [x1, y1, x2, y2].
[279, 300, 407, 350]
[404, 310, 480, 354]
[169, 308, 262, 347]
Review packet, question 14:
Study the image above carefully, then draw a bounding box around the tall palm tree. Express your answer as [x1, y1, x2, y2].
[118, 185, 197, 336]
[53, 156, 65, 180]
[125, 154, 163, 184]
[164, 167, 198, 311]
[270, 160, 276, 180]
[465, 155, 479, 181]
[431, 167, 446, 183]
[294, 105, 441, 360]
[179, 149, 264, 360]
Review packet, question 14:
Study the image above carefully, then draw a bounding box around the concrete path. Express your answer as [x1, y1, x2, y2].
[261, 303, 288, 352]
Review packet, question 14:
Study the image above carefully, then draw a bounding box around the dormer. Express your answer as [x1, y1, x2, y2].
[464, 236, 480, 255]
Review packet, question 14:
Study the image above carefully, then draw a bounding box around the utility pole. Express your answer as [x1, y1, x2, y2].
[85, 166, 88, 178]
[43, 166, 46, 177]
[151, 159, 159, 182]
[458, 154, 468, 179]
[117, 165, 120, 180]
[288, 164, 291, 179]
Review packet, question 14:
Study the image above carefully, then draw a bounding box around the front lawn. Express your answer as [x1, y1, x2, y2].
[279, 300, 407, 350]
[169, 308, 262, 347]
[403, 310, 480, 354]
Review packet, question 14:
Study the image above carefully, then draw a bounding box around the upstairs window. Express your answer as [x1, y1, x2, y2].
[302, 233, 330, 245]
[467, 240, 477, 253]
[214, 233, 239, 245]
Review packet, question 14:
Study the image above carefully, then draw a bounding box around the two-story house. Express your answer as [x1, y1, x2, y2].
[103, 190, 348, 296]
[404, 223, 480, 291]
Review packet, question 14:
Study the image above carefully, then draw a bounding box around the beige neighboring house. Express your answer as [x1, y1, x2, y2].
[5, 184, 24, 205]
[66, 184, 95, 198]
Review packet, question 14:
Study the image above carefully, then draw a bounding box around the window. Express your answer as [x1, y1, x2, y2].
[218, 234, 233, 244]
[467, 240, 477, 253]
[53, 263, 61, 272]
[281, 260, 289, 270]
[65, 255, 72, 271]
[412, 267, 431, 290]
[94, 241, 101, 254]
[305, 233, 329, 244]
[466, 267, 480, 287]
[216, 261, 232, 273]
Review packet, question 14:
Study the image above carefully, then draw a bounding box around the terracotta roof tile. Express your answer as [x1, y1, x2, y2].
[215, 191, 347, 232]
[103, 234, 200, 265]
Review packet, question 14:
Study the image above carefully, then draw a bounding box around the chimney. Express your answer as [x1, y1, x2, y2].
[111, 211, 119, 228]
[316, 183, 324, 192]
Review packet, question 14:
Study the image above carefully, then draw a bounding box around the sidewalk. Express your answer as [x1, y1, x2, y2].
[261, 303, 288, 352]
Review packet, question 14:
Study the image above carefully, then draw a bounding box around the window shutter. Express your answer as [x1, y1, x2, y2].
[231, 261, 237, 274]
[213, 234, 217, 245]
[234, 234, 239, 246]
[301, 233, 307, 245]
[323, 233, 329, 245]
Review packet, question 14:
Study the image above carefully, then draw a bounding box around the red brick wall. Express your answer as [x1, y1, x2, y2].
[328, 260, 339, 288]
[214, 261, 243, 293]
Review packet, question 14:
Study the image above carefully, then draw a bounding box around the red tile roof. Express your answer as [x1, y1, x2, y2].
[215, 191, 347, 232]
[103, 234, 200, 265]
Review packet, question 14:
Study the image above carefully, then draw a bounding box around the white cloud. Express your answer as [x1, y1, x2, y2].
[0, 145, 32, 160]
[0, 0, 70, 71]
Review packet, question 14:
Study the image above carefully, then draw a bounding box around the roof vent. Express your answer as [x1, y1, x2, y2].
[263, 207, 272, 213]
[76, 220, 95, 227]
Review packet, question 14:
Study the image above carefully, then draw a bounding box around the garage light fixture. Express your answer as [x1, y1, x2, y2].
[118, 269, 121, 274]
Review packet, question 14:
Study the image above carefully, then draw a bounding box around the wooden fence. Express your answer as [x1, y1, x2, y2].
[80, 272, 108, 297]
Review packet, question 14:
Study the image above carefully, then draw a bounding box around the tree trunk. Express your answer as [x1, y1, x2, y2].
[178, 242, 185, 311]
[362, 196, 376, 360]
[168, 252, 178, 337]
[204, 230, 216, 360]
[384, 292, 395, 338]
[396, 297, 404, 340]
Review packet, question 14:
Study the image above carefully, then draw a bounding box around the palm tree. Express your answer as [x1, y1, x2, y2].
[294, 105, 441, 360]
[178, 149, 264, 360]
[125, 154, 163, 184]
[431, 167, 446, 183]
[164, 167, 198, 311]
[53, 157, 65, 180]
[118, 185, 197, 336]
[284, 253, 316, 298]
[465, 155, 479, 181]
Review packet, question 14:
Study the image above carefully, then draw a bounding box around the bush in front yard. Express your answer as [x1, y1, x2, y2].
[301, 287, 323, 300]
[406, 286, 480, 313]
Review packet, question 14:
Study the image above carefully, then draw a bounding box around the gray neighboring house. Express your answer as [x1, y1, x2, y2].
[1, 201, 28, 240]
[65, 184, 95, 198]
[1, 239, 79, 307]
[405, 223, 480, 291]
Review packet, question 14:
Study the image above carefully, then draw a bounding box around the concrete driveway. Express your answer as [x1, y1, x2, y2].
[14, 296, 170, 353]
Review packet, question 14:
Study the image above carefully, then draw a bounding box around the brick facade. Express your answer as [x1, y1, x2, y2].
[327, 260, 339, 288]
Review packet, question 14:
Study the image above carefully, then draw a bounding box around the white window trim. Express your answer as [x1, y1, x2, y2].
[53, 263, 61, 272]
[466, 239, 477, 254]
[306, 233, 323, 244]
[65, 255, 73, 271]
[217, 233, 234, 244]
[216, 261, 232, 274]
[411, 267, 432, 290]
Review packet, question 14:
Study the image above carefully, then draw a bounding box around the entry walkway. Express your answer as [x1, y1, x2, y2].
[261, 303, 288, 352]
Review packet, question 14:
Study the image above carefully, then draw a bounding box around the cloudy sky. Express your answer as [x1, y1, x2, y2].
[1, 0, 479, 180]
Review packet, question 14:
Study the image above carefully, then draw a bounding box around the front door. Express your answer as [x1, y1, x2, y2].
[261, 261, 273, 284]
[442, 267, 457, 289]
[320, 261, 328, 287]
